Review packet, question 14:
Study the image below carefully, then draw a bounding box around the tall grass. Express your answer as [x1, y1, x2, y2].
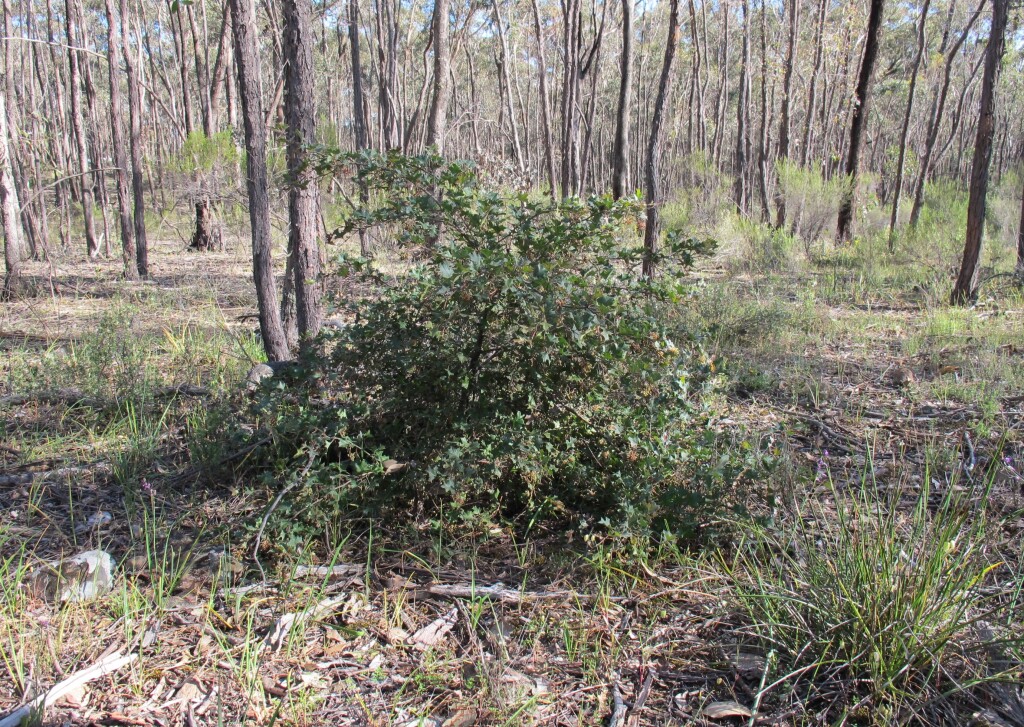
[731, 465, 1016, 723]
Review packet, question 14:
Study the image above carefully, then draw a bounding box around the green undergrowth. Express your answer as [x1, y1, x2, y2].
[229, 152, 768, 549]
[729, 463, 1021, 725]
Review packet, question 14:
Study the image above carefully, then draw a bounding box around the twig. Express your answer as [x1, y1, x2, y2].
[251, 448, 319, 578]
[608, 676, 628, 727]
[0, 651, 137, 727]
[628, 667, 656, 724]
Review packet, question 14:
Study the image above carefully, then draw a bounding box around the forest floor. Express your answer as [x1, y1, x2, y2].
[2, 238, 1024, 726]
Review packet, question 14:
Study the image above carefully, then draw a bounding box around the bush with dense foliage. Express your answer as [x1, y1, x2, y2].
[244, 152, 751, 548]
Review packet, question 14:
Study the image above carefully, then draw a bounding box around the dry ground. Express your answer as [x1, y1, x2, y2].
[2, 240, 1023, 726]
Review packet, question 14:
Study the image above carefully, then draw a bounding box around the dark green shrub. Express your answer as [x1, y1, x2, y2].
[248, 152, 748, 546]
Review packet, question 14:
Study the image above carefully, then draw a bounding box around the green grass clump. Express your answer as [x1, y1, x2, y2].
[731, 470, 1017, 723]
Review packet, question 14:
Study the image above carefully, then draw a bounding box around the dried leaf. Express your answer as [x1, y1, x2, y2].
[703, 701, 753, 720]
[410, 608, 458, 650]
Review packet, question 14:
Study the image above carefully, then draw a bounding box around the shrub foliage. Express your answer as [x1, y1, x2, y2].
[247, 153, 741, 546]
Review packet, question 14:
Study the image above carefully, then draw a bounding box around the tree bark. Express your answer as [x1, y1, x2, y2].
[1, 92, 23, 297]
[732, 0, 750, 214]
[887, 0, 930, 250]
[642, 0, 680, 279]
[774, 0, 799, 227]
[909, 0, 984, 228]
[425, 0, 451, 154]
[835, 0, 884, 243]
[103, 0, 138, 279]
[64, 0, 99, 258]
[951, 0, 1008, 305]
[530, 0, 558, 199]
[349, 0, 371, 255]
[229, 0, 290, 361]
[611, 0, 632, 199]
[119, 0, 149, 276]
[282, 0, 323, 344]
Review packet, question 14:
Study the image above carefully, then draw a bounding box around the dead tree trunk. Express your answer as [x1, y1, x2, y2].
[282, 0, 323, 344]
[951, 0, 1008, 305]
[103, 0, 137, 279]
[229, 0, 290, 361]
[642, 0, 680, 279]
[836, 0, 884, 243]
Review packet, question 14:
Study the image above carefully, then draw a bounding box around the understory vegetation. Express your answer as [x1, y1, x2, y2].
[2, 159, 1024, 725]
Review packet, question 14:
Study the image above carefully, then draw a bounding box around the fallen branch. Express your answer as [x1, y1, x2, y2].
[422, 582, 625, 604]
[0, 651, 137, 727]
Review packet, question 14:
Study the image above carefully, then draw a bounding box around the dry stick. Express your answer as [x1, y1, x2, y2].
[607, 676, 628, 727]
[251, 447, 318, 579]
[0, 651, 137, 727]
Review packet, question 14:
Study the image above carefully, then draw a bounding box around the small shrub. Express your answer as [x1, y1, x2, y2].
[244, 152, 749, 547]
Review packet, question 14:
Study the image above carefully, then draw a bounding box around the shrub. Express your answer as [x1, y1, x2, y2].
[245, 152, 749, 547]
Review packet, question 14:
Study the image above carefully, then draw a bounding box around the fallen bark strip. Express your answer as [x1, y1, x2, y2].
[0, 651, 137, 727]
[422, 582, 625, 604]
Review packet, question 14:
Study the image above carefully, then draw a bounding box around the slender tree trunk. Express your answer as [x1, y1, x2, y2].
[349, 0, 371, 255]
[887, 0, 930, 250]
[1, 92, 23, 297]
[951, 0, 1008, 305]
[836, 0, 885, 243]
[910, 0, 984, 228]
[732, 0, 750, 214]
[103, 0, 138, 279]
[800, 0, 826, 168]
[65, 0, 99, 258]
[774, 0, 799, 227]
[229, 0, 290, 361]
[530, 0, 557, 199]
[611, 0, 632, 199]
[425, 0, 451, 153]
[119, 0, 148, 276]
[282, 0, 323, 345]
[642, 0, 680, 279]
[492, 0, 524, 173]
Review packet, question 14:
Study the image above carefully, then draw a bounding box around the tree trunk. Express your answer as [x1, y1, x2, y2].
[349, 0, 371, 255]
[1, 92, 23, 297]
[282, 0, 323, 344]
[836, 0, 884, 243]
[799, 0, 826, 168]
[774, 0, 799, 227]
[119, 0, 149, 276]
[103, 0, 138, 279]
[732, 0, 750, 214]
[229, 0, 290, 361]
[642, 0, 680, 279]
[909, 0, 984, 228]
[64, 0, 99, 258]
[530, 0, 557, 199]
[887, 0, 930, 250]
[190, 200, 215, 251]
[425, 0, 451, 154]
[1017, 172, 1024, 275]
[951, 0, 1008, 305]
[611, 0, 632, 199]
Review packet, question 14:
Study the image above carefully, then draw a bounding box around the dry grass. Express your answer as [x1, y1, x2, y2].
[2, 239, 1023, 726]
